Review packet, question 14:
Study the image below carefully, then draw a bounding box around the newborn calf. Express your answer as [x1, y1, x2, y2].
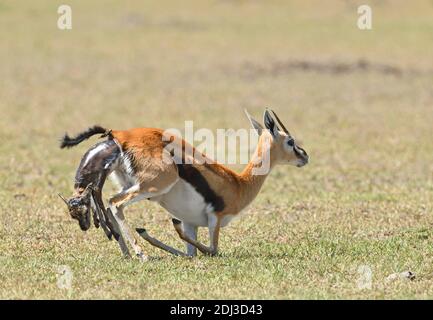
[59, 128, 120, 239]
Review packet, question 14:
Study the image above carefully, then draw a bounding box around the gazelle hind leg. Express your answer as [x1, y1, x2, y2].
[109, 204, 148, 262]
[108, 176, 179, 261]
[107, 160, 179, 261]
[104, 207, 131, 258]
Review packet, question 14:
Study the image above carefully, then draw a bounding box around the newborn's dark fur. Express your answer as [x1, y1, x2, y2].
[62, 138, 121, 238]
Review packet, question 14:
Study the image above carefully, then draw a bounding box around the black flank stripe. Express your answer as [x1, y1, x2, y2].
[176, 164, 225, 212]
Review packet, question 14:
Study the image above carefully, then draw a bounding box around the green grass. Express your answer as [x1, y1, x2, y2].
[1, 0, 433, 299]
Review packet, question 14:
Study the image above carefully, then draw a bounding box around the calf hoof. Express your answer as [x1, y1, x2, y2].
[122, 253, 132, 259]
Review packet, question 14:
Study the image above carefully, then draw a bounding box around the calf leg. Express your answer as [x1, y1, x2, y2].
[90, 192, 113, 240]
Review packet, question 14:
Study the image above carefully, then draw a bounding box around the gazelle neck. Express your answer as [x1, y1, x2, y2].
[238, 132, 275, 210]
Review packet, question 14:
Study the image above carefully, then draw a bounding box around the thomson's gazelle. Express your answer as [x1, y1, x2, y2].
[60, 109, 309, 260]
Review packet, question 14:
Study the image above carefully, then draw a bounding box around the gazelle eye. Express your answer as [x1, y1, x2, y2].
[287, 139, 294, 147]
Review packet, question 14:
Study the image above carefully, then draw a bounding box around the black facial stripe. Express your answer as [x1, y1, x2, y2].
[176, 164, 225, 213]
[294, 146, 307, 159]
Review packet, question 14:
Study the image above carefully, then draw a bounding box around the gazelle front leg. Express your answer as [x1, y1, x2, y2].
[138, 222, 197, 257]
[172, 214, 221, 256]
[136, 222, 199, 258]
[183, 223, 198, 257]
[136, 228, 187, 257]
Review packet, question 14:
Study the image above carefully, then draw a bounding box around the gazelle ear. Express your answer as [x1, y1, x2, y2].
[244, 109, 263, 136]
[263, 109, 279, 137]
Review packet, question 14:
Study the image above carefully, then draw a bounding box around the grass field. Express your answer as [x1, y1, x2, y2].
[1, 0, 433, 299]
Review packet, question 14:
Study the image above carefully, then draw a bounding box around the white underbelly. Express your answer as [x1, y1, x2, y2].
[153, 179, 211, 227]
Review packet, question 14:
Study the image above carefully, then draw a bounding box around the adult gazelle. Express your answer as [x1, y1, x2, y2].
[59, 109, 309, 260]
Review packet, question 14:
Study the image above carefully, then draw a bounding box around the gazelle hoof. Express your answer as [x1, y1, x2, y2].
[136, 227, 147, 234]
[137, 253, 148, 263]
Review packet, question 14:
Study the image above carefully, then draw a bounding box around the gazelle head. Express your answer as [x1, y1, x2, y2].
[58, 184, 93, 231]
[245, 108, 309, 168]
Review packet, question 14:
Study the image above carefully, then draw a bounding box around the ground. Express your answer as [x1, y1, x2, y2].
[1, 0, 433, 299]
